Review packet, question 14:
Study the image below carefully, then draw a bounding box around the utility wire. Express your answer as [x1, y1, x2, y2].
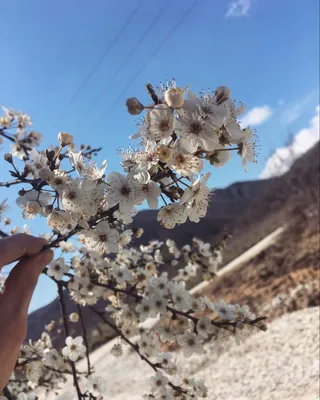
[66, 0, 144, 108]
[97, 0, 198, 124]
[82, 0, 169, 121]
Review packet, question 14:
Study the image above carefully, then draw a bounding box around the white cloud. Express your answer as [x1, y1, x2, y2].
[282, 91, 317, 124]
[260, 105, 320, 179]
[240, 105, 273, 127]
[225, 0, 252, 18]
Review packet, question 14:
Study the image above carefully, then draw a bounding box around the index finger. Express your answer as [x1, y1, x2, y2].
[0, 234, 47, 269]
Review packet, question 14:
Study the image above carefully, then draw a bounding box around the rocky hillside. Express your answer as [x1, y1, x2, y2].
[26, 142, 320, 348]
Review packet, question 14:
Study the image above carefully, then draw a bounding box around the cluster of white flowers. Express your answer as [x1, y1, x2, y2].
[0, 81, 263, 400]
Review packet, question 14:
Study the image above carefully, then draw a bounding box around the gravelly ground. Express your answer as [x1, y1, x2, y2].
[43, 306, 320, 400]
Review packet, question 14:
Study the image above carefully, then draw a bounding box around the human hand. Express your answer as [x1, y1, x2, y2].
[0, 234, 53, 391]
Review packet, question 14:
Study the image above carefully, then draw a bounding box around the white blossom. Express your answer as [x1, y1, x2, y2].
[26, 148, 50, 179]
[176, 113, 220, 153]
[150, 371, 169, 394]
[146, 104, 174, 141]
[17, 393, 37, 400]
[238, 127, 257, 172]
[111, 343, 123, 357]
[88, 375, 106, 397]
[157, 203, 187, 229]
[62, 336, 86, 362]
[111, 264, 133, 285]
[16, 191, 52, 219]
[167, 141, 204, 176]
[177, 332, 204, 358]
[25, 360, 42, 383]
[46, 257, 70, 281]
[0, 199, 9, 221]
[164, 85, 189, 109]
[197, 317, 214, 338]
[106, 172, 145, 213]
[47, 209, 73, 231]
[180, 173, 211, 223]
[81, 221, 120, 254]
[214, 299, 237, 321]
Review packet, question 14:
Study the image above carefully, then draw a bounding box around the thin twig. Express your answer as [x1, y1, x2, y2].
[3, 386, 14, 400]
[89, 306, 186, 394]
[77, 304, 92, 376]
[57, 283, 83, 400]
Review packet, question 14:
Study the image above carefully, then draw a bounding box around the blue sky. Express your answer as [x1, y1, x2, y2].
[0, 0, 319, 312]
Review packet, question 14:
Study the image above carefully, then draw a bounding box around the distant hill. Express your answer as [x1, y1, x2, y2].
[27, 142, 319, 349]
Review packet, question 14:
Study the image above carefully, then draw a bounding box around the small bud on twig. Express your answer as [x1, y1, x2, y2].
[58, 132, 74, 147]
[215, 86, 231, 105]
[4, 153, 13, 164]
[132, 228, 144, 238]
[126, 98, 144, 115]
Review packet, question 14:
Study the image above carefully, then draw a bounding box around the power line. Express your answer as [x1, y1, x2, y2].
[82, 0, 169, 121]
[97, 0, 198, 124]
[66, 0, 144, 109]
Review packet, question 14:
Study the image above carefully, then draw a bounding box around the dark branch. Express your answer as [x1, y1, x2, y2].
[77, 304, 92, 376]
[57, 283, 83, 400]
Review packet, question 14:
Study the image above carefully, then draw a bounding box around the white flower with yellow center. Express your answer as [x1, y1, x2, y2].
[62, 336, 86, 362]
[167, 141, 204, 176]
[81, 221, 120, 254]
[16, 191, 52, 219]
[176, 113, 219, 153]
[177, 332, 204, 358]
[157, 203, 187, 229]
[238, 127, 257, 172]
[47, 257, 70, 281]
[106, 171, 145, 213]
[180, 172, 211, 223]
[146, 104, 174, 141]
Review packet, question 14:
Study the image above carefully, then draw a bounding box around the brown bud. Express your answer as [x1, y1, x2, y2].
[18, 189, 27, 196]
[215, 86, 231, 105]
[46, 149, 56, 161]
[257, 322, 268, 332]
[169, 185, 179, 195]
[44, 205, 54, 215]
[126, 97, 144, 115]
[58, 132, 74, 147]
[4, 153, 13, 163]
[69, 312, 79, 323]
[132, 227, 144, 238]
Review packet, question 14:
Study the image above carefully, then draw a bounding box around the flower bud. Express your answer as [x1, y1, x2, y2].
[46, 149, 56, 161]
[47, 209, 72, 230]
[257, 322, 268, 332]
[18, 189, 27, 196]
[44, 205, 54, 216]
[125, 97, 144, 115]
[58, 132, 74, 147]
[215, 86, 231, 105]
[132, 227, 144, 238]
[4, 217, 11, 225]
[164, 86, 189, 109]
[157, 144, 173, 163]
[69, 312, 79, 323]
[4, 153, 13, 164]
[111, 343, 123, 357]
[26, 201, 41, 215]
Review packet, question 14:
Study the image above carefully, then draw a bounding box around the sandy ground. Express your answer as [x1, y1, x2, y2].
[41, 306, 319, 400]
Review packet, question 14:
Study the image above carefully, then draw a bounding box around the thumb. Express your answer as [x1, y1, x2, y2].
[1, 249, 54, 316]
